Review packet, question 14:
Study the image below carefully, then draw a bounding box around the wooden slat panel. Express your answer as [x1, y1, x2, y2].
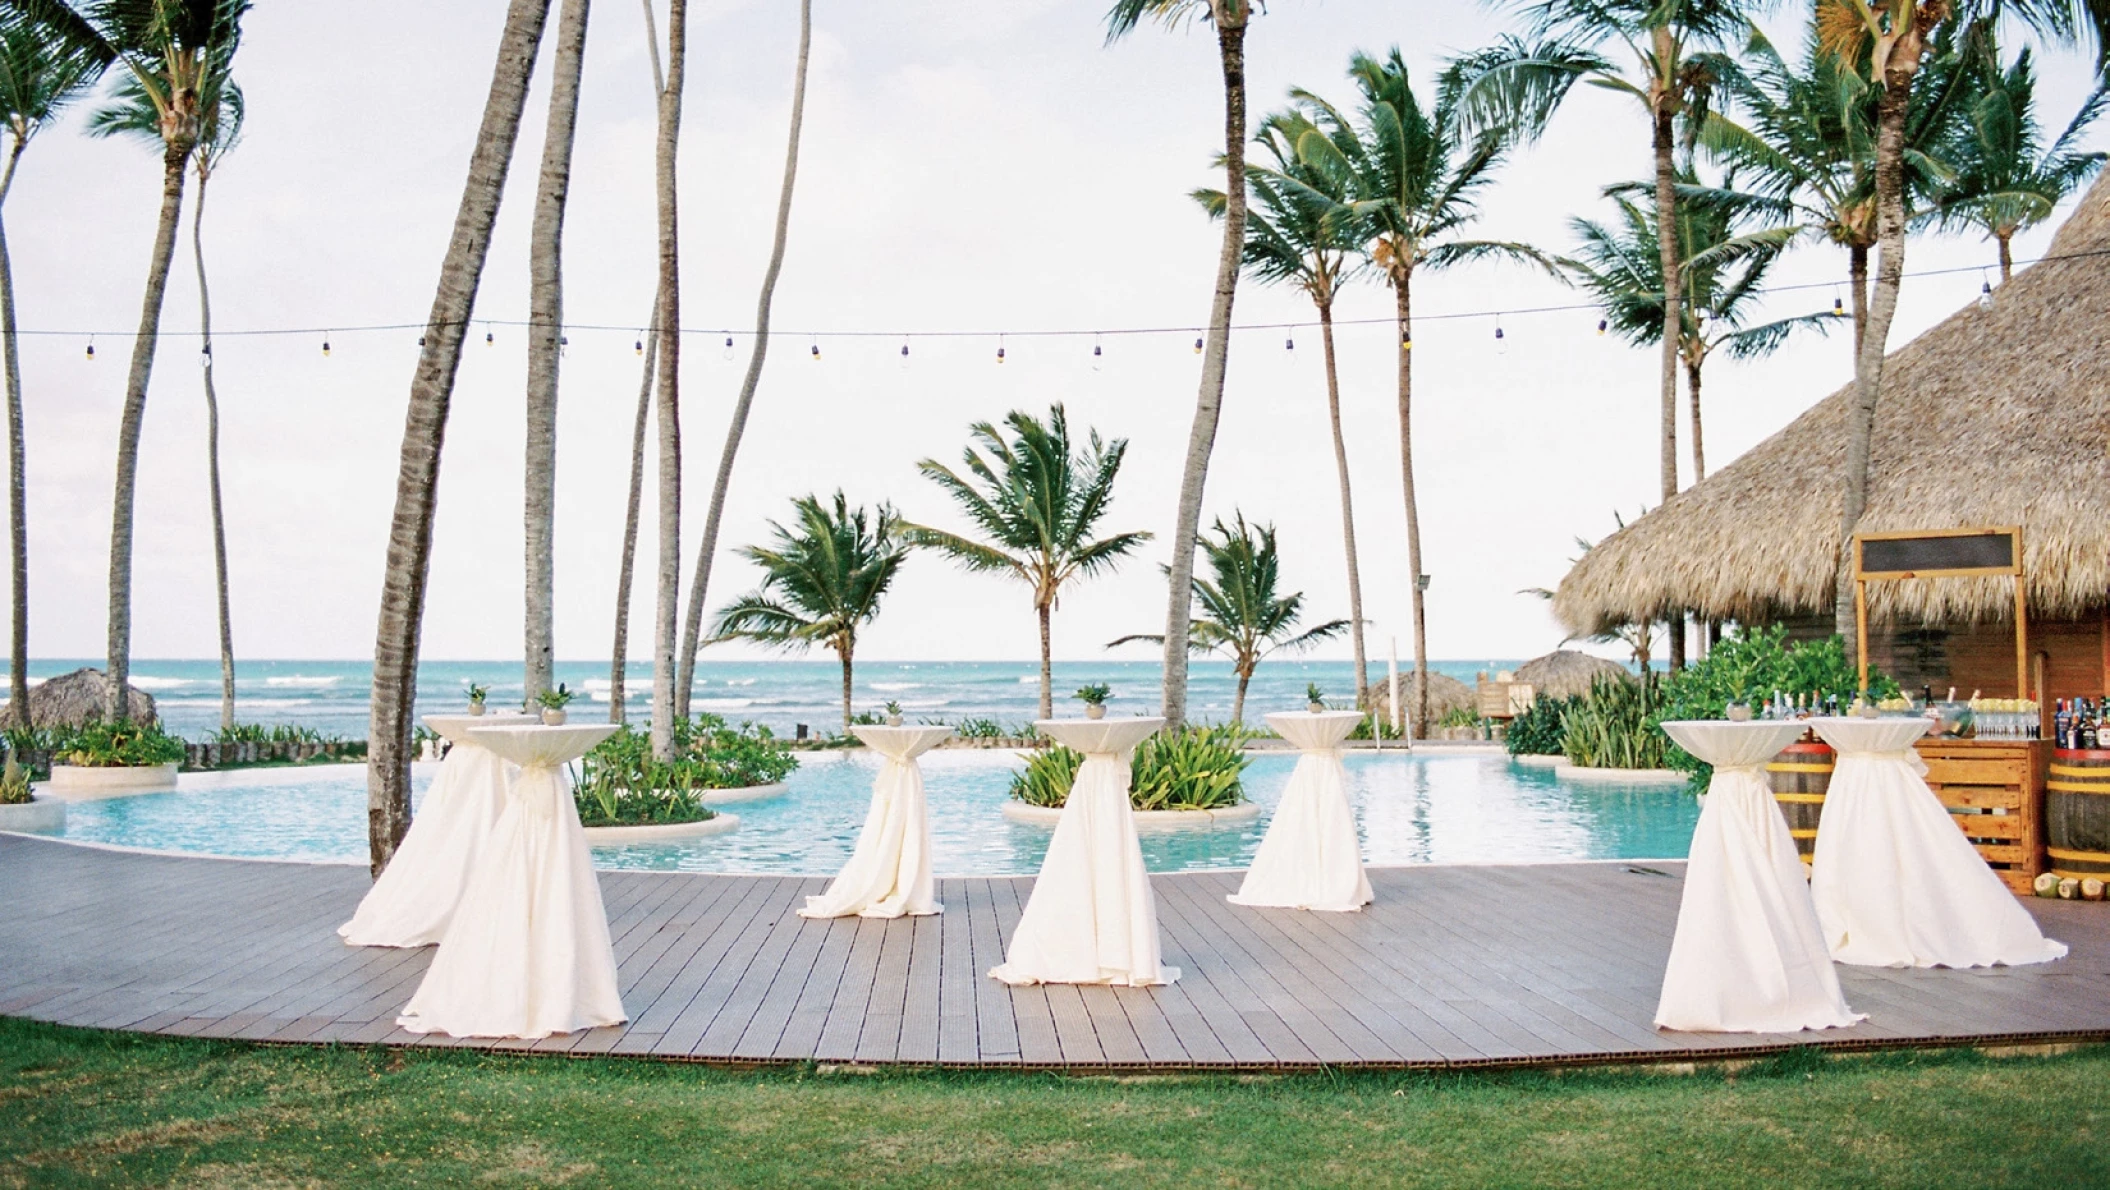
[1924, 758, 2029, 787]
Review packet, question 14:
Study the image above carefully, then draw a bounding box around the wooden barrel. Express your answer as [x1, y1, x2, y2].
[2047, 749, 2110, 880]
[1767, 739, 1833, 864]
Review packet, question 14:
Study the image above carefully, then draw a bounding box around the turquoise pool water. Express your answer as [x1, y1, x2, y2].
[51, 750, 1699, 876]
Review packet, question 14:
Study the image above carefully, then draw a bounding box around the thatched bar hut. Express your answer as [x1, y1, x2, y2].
[1554, 176, 2110, 704]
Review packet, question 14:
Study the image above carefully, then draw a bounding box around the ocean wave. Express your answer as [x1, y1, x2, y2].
[693, 698, 755, 710]
[265, 675, 341, 689]
[869, 682, 921, 692]
[1017, 676, 1037, 684]
[130, 676, 195, 691]
[725, 678, 757, 687]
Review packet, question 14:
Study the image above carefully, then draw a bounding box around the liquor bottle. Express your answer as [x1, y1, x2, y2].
[2084, 702, 2100, 751]
[2056, 699, 2071, 749]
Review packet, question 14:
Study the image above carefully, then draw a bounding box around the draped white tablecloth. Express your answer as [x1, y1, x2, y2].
[1809, 717, 2065, 969]
[339, 713, 527, 948]
[991, 717, 1178, 987]
[1229, 711, 1372, 912]
[398, 723, 626, 1039]
[1653, 721, 1863, 1032]
[799, 725, 952, 919]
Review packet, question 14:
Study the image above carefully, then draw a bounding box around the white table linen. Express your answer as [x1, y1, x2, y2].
[1809, 717, 2065, 969]
[339, 713, 527, 948]
[991, 717, 1178, 987]
[1229, 711, 1372, 911]
[799, 725, 953, 919]
[398, 723, 626, 1038]
[1653, 721, 1863, 1032]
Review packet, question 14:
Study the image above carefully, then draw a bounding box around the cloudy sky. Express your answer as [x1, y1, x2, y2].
[8, 0, 2103, 666]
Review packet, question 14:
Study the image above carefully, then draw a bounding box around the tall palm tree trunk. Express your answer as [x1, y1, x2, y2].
[1685, 356, 1705, 483]
[1834, 72, 1914, 649]
[192, 169, 234, 731]
[1162, 9, 1248, 729]
[368, 0, 555, 876]
[1316, 299, 1368, 710]
[1649, 93, 1684, 674]
[676, 0, 812, 719]
[1394, 275, 1428, 740]
[1996, 232, 2013, 284]
[1232, 666, 1250, 724]
[649, 0, 689, 761]
[1848, 242, 1869, 355]
[1036, 599, 1053, 722]
[0, 137, 28, 728]
[609, 312, 656, 724]
[837, 645, 852, 731]
[523, 0, 592, 703]
[105, 142, 193, 722]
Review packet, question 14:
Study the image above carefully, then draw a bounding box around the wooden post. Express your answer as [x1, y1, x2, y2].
[2014, 572, 2029, 699]
[1855, 577, 1869, 693]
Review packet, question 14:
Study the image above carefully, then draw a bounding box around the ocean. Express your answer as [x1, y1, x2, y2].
[9, 657, 1525, 741]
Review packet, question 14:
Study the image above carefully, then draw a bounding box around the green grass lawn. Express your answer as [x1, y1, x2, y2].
[3, 1016, 2106, 1188]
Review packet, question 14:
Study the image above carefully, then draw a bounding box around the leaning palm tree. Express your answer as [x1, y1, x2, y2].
[1104, 0, 1254, 728]
[1111, 514, 1348, 723]
[88, 48, 242, 731]
[904, 405, 1152, 722]
[711, 492, 907, 732]
[1570, 174, 1839, 481]
[521, 0, 591, 703]
[0, 18, 103, 727]
[1815, 0, 2108, 647]
[648, 0, 690, 760]
[9, 0, 249, 720]
[1925, 38, 2106, 284]
[364, 0, 557, 874]
[677, 0, 814, 721]
[1290, 47, 1551, 738]
[1194, 107, 1372, 711]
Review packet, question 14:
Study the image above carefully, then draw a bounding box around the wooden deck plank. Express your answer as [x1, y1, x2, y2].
[5, 837, 2110, 1070]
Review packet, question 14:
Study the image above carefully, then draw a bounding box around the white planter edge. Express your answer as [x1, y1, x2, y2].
[582, 812, 741, 844]
[0, 793, 65, 832]
[45, 762, 181, 799]
[1001, 799, 1262, 830]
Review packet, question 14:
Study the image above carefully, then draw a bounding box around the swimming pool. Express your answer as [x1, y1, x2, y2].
[49, 750, 1700, 875]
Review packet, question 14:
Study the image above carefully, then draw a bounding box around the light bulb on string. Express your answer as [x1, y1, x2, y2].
[84, 337, 95, 362]
[1596, 318, 1607, 337]
[322, 333, 332, 358]
[898, 339, 911, 370]
[418, 334, 427, 348]
[724, 335, 737, 361]
[810, 338, 821, 362]
[558, 334, 569, 358]
[996, 336, 1006, 365]
[199, 342, 212, 370]
[1833, 293, 1844, 316]
[634, 333, 644, 356]
[1978, 271, 1995, 311]
[1284, 335, 1294, 352]
[1493, 317, 1506, 355]
[1400, 325, 1411, 352]
[1192, 336, 1203, 355]
[485, 326, 494, 347]
[1091, 339, 1103, 372]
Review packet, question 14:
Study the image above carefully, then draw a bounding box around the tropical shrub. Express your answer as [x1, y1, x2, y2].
[1653, 627, 1899, 781]
[952, 717, 1036, 740]
[1559, 674, 1666, 770]
[1008, 725, 1249, 811]
[0, 755, 28, 804]
[574, 714, 796, 827]
[59, 720, 186, 768]
[1437, 704, 1483, 730]
[1505, 694, 1578, 756]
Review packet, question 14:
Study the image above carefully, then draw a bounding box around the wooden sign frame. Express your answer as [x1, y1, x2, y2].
[1852, 527, 2027, 697]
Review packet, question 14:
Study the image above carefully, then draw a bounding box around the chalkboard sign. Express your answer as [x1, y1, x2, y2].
[1857, 529, 2019, 578]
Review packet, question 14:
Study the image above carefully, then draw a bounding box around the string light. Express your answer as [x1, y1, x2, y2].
[417, 334, 426, 348]
[1596, 318, 1607, 336]
[199, 343, 212, 369]
[810, 339, 820, 362]
[321, 334, 332, 357]
[1832, 293, 1844, 316]
[84, 337, 94, 361]
[898, 339, 911, 369]
[723, 335, 736, 361]
[996, 336, 1006, 365]
[1493, 317, 1506, 355]
[558, 334, 569, 357]
[485, 327, 494, 347]
[1284, 335, 1294, 352]
[1400, 326, 1411, 351]
[1091, 340, 1103, 371]
[1978, 271, 1995, 311]
[634, 334, 644, 356]
[1192, 336, 1203, 354]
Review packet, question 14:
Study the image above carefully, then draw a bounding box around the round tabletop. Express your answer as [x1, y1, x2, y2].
[848, 724, 955, 760]
[1658, 719, 1810, 768]
[1034, 716, 1166, 756]
[462, 722, 621, 768]
[1263, 710, 1364, 752]
[423, 712, 532, 746]
[1809, 716, 1931, 755]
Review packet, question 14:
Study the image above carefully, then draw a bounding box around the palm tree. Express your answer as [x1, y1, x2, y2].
[712, 492, 907, 732]
[1926, 38, 2106, 284]
[677, 0, 813, 721]
[1701, 20, 1980, 355]
[1111, 514, 1348, 723]
[11, 0, 249, 720]
[1816, 0, 2108, 647]
[610, 0, 669, 726]
[88, 44, 242, 732]
[365, 0, 556, 875]
[1104, 0, 1254, 728]
[904, 405, 1151, 721]
[1451, 2, 1746, 670]
[521, 0, 590, 704]
[0, 18, 103, 727]
[648, 0, 688, 761]
[1194, 107, 1372, 711]
[1569, 173, 1840, 481]
[1289, 47, 1551, 738]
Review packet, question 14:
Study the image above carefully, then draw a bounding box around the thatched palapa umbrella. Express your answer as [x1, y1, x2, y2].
[1514, 650, 1630, 700]
[5, 668, 159, 730]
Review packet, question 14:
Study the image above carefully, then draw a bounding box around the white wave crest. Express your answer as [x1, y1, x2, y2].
[264, 675, 341, 688]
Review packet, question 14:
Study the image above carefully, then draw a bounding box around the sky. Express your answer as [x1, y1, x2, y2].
[6, 0, 2104, 668]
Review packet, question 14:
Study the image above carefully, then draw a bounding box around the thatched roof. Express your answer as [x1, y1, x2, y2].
[1555, 174, 2110, 636]
[1514, 650, 1630, 699]
[3, 668, 158, 730]
[1364, 669, 1475, 724]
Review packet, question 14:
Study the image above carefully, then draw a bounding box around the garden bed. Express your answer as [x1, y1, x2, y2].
[1001, 800, 1260, 829]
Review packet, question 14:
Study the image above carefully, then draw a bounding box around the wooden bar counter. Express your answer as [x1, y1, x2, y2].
[1915, 737, 2046, 894]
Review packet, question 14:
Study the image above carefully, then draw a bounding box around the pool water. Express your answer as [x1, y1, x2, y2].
[53, 751, 1699, 875]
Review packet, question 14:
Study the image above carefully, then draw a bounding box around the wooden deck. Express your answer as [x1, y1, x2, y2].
[4, 833, 2109, 1069]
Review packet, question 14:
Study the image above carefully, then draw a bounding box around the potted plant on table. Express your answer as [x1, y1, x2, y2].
[537, 684, 574, 726]
[1306, 683, 1326, 714]
[883, 700, 904, 727]
[467, 683, 490, 716]
[1074, 684, 1111, 720]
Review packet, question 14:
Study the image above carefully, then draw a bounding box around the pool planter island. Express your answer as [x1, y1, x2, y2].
[1001, 799, 1262, 829]
[1557, 764, 1691, 785]
[0, 794, 64, 832]
[699, 782, 788, 806]
[582, 813, 741, 844]
[46, 763, 181, 798]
